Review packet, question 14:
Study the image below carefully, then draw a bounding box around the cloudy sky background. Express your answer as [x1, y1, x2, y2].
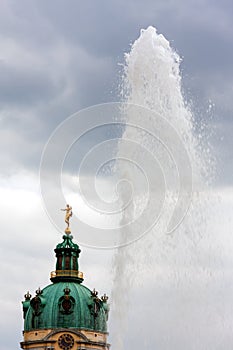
[0, 1, 233, 349]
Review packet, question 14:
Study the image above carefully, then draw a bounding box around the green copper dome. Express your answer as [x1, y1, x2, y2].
[23, 282, 109, 332]
[22, 233, 109, 333]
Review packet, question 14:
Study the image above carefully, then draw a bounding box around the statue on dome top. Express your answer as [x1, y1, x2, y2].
[61, 204, 73, 234]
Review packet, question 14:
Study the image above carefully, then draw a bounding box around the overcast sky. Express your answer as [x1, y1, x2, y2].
[0, 1, 233, 350]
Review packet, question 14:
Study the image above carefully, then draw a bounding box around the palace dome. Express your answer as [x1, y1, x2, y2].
[22, 234, 109, 333]
[23, 282, 108, 332]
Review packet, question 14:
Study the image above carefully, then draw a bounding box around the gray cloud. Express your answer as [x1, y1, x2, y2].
[0, 0, 231, 185]
[0, 0, 232, 184]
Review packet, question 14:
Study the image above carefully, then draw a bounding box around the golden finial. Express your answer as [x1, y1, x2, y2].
[24, 291, 31, 301]
[61, 204, 73, 234]
[101, 294, 109, 303]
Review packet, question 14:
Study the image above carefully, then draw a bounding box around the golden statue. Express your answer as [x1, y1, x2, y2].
[61, 204, 73, 234]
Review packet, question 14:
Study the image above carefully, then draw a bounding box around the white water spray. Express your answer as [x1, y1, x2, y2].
[110, 27, 216, 350]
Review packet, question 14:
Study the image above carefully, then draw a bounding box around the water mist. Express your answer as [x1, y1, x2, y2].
[110, 26, 217, 350]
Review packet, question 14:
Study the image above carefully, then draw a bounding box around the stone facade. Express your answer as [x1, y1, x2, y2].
[21, 328, 110, 350]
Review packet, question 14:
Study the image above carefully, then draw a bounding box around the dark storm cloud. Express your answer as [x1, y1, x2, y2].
[0, 0, 232, 184]
[0, 60, 61, 106]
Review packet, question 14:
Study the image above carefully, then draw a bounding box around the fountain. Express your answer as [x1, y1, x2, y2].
[110, 26, 214, 350]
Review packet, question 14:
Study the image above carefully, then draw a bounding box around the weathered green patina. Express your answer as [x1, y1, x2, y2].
[51, 234, 83, 283]
[23, 282, 109, 332]
[22, 234, 109, 332]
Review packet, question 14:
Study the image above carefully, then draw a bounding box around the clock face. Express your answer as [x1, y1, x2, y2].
[58, 334, 74, 350]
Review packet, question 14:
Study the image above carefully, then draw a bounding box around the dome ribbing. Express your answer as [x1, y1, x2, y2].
[22, 233, 109, 333]
[23, 282, 109, 332]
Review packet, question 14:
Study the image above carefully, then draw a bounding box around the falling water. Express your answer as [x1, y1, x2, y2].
[110, 26, 221, 350]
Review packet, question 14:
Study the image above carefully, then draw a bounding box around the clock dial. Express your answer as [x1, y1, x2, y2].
[58, 334, 74, 350]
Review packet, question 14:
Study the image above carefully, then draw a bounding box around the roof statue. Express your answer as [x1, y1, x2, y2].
[61, 204, 72, 234]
